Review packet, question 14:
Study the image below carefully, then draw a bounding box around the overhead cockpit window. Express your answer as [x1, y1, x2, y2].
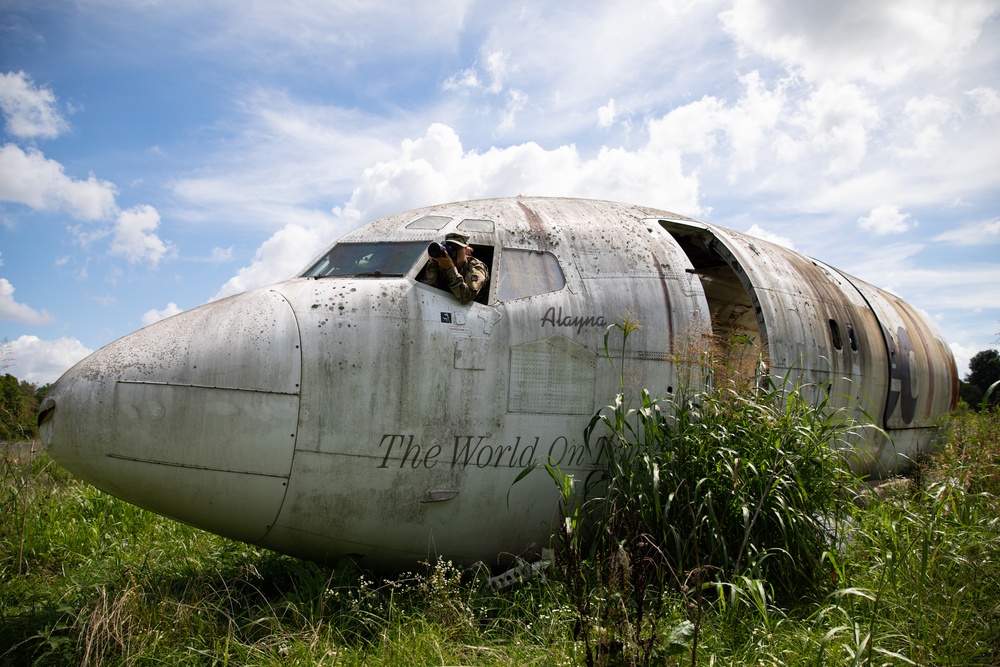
[458, 219, 495, 233]
[496, 249, 565, 301]
[303, 242, 427, 278]
[405, 215, 452, 230]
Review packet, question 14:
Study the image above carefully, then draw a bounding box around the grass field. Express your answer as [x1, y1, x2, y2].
[2, 406, 998, 666]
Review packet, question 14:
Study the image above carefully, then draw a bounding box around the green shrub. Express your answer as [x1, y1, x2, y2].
[542, 320, 866, 665]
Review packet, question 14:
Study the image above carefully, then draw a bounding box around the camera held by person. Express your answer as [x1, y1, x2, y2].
[427, 241, 458, 260]
[418, 232, 489, 305]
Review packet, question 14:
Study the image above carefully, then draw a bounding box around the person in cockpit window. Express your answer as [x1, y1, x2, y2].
[419, 233, 489, 304]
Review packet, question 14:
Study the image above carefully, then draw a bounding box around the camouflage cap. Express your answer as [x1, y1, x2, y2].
[444, 232, 471, 247]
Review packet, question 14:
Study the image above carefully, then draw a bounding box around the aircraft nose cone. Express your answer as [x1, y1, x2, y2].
[39, 288, 302, 543]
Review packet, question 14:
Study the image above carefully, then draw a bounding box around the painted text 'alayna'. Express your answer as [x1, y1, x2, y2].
[540, 307, 607, 334]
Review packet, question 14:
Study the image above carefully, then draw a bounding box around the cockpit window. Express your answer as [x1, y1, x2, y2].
[303, 242, 427, 278]
[496, 249, 566, 300]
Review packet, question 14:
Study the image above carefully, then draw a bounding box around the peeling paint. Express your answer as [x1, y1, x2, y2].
[41, 197, 957, 570]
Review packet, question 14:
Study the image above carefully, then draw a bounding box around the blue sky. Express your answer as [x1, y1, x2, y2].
[1, 0, 998, 385]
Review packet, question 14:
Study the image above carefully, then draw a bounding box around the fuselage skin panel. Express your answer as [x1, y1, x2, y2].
[40, 198, 957, 569]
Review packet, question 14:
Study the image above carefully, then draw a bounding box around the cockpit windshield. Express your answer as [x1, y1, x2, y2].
[302, 242, 427, 278]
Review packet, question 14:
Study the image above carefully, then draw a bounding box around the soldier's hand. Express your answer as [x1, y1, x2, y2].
[434, 254, 455, 270]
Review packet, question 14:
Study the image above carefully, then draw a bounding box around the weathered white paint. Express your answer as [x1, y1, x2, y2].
[39, 198, 957, 570]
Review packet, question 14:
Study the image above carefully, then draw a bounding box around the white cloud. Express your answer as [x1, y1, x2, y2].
[443, 67, 480, 91]
[170, 90, 400, 230]
[483, 50, 512, 94]
[950, 341, 982, 379]
[717, 72, 786, 178]
[79, 0, 471, 74]
[649, 95, 727, 156]
[91, 293, 115, 307]
[496, 89, 528, 136]
[141, 302, 183, 327]
[933, 218, 1000, 245]
[433, 0, 722, 144]
[895, 95, 961, 157]
[844, 243, 1000, 312]
[211, 246, 234, 262]
[5, 335, 92, 385]
[213, 218, 338, 300]
[648, 73, 884, 188]
[110, 205, 172, 266]
[212, 118, 708, 300]
[967, 86, 1000, 116]
[597, 99, 616, 129]
[720, 0, 997, 85]
[207, 0, 471, 64]
[0, 0, 989, 415]
[796, 82, 880, 173]
[0, 71, 69, 139]
[0, 144, 118, 221]
[340, 123, 701, 224]
[905, 95, 961, 127]
[0, 82, 170, 268]
[744, 224, 795, 250]
[0, 278, 55, 325]
[858, 204, 915, 235]
[648, 71, 787, 180]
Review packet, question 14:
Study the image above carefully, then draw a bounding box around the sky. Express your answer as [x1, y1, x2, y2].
[1, 0, 998, 386]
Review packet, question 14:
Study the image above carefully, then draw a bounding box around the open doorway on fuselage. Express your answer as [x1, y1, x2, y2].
[660, 221, 764, 382]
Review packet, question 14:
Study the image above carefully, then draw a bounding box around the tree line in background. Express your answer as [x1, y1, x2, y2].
[1, 339, 48, 442]
[960, 348, 1000, 409]
[0, 374, 49, 442]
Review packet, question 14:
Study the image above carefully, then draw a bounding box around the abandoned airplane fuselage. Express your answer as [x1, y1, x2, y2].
[39, 198, 957, 569]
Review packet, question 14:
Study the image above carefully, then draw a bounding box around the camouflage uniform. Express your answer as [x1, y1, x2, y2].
[421, 255, 489, 304]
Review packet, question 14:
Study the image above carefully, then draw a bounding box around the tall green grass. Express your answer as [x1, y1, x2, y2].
[535, 322, 870, 665]
[2, 364, 998, 665]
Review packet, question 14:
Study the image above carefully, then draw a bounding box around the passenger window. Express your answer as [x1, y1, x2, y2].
[497, 249, 566, 301]
[829, 319, 843, 350]
[848, 325, 858, 351]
